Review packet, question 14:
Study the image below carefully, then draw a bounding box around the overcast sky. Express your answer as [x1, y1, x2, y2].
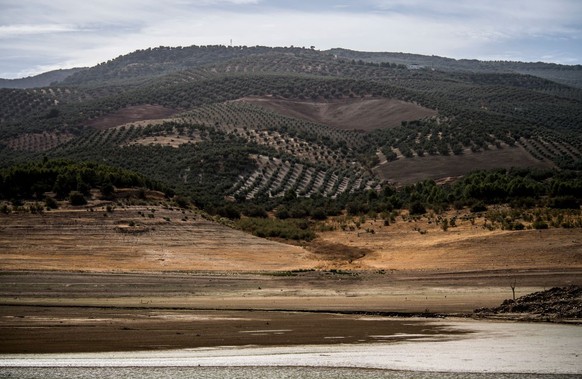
[1, 0, 581, 78]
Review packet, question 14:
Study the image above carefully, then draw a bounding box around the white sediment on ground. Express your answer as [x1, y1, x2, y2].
[1, 319, 580, 374]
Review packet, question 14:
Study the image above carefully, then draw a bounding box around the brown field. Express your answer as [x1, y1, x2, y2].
[238, 97, 437, 131]
[85, 104, 178, 130]
[1, 206, 580, 353]
[375, 145, 554, 184]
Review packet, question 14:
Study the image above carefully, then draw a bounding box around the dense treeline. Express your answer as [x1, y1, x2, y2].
[1, 157, 580, 239]
[338, 168, 582, 216]
[213, 168, 582, 222]
[0, 159, 171, 200]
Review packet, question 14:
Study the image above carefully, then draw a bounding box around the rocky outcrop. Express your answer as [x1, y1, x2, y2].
[475, 285, 582, 322]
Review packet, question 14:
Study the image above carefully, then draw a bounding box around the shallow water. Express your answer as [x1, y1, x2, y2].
[1, 319, 580, 378]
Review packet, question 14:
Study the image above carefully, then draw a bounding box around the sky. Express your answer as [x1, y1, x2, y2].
[1, 0, 581, 79]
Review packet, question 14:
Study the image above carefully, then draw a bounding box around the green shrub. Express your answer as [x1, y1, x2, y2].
[45, 197, 59, 210]
[237, 218, 315, 241]
[409, 201, 426, 215]
[242, 205, 268, 218]
[311, 207, 328, 220]
[470, 201, 487, 213]
[69, 191, 87, 206]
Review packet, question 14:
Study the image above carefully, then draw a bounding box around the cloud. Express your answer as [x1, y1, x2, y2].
[0, 24, 81, 38]
[0, 0, 581, 78]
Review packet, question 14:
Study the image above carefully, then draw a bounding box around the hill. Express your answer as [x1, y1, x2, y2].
[0, 44, 581, 220]
[328, 48, 582, 89]
[0, 68, 85, 89]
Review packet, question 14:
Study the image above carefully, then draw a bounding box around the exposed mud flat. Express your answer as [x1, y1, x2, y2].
[0, 308, 464, 354]
[1, 319, 580, 375]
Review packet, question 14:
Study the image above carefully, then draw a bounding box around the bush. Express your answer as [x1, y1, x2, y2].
[45, 197, 59, 210]
[242, 205, 268, 218]
[513, 222, 525, 230]
[69, 191, 87, 206]
[409, 201, 426, 215]
[237, 218, 315, 241]
[548, 196, 580, 209]
[470, 201, 487, 213]
[276, 207, 290, 219]
[532, 220, 549, 230]
[100, 183, 115, 200]
[311, 207, 328, 220]
[174, 195, 190, 209]
[216, 204, 241, 219]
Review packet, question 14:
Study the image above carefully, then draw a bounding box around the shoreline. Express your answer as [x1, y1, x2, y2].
[1, 319, 581, 375]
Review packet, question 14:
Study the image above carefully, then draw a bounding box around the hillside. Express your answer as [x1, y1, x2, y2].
[1, 45, 581, 220]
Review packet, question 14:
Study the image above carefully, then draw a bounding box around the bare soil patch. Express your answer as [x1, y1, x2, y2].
[0, 207, 314, 272]
[85, 105, 178, 130]
[238, 97, 437, 131]
[0, 268, 579, 354]
[374, 145, 554, 184]
[306, 241, 371, 263]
